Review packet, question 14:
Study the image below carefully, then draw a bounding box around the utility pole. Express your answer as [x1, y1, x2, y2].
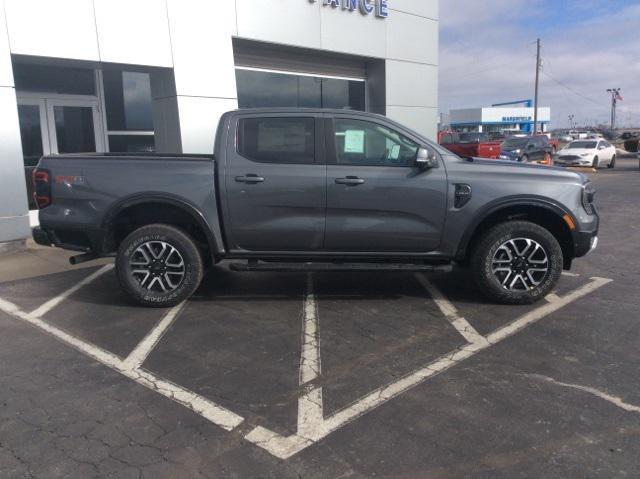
[606, 88, 622, 130]
[533, 38, 541, 134]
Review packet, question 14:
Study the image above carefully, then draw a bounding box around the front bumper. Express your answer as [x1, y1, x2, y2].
[556, 159, 594, 167]
[574, 230, 598, 258]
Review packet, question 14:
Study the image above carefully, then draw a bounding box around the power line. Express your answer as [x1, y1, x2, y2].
[541, 71, 606, 107]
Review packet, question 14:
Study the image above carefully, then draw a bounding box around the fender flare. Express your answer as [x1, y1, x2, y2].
[101, 193, 222, 255]
[455, 195, 577, 261]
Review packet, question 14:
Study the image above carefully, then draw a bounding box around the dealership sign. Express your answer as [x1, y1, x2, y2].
[309, 0, 389, 18]
[502, 116, 532, 122]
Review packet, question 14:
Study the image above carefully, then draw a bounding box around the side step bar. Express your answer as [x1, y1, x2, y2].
[229, 261, 453, 273]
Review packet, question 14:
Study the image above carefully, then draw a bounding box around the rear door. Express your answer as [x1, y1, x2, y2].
[324, 115, 447, 252]
[224, 114, 326, 252]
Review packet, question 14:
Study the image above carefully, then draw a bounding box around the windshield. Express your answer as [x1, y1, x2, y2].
[502, 137, 528, 148]
[459, 132, 488, 143]
[567, 141, 597, 149]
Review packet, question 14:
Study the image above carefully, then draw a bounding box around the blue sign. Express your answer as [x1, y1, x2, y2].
[310, 0, 389, 18]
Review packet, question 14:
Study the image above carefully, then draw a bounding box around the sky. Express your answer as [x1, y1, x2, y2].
[438, 0, 640, 129]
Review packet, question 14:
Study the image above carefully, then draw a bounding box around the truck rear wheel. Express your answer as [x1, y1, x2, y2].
[471, 221, 563, 305]
[116, 224, 203, 308]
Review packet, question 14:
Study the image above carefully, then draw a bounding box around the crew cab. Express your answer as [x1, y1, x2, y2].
[439, 131, 502, 159]
[32, 109, 599, 307]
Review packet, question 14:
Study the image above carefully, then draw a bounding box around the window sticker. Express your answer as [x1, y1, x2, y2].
[344, 130, 365, 154]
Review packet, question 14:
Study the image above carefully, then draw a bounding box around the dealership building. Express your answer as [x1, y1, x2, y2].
[450, 102, 551, 134]
[0, 0, 439, 248]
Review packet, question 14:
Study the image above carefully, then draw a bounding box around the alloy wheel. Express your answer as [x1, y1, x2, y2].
[129, 241, 186, 292]
[491, 238, 549, 291]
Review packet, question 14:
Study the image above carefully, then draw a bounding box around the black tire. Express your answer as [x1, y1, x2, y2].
[116, 224, 203, 307]
[608, 155, 616, 168]
[593, 156, 599, 169]
[521, 154, 529, 163]
[470, 221, 563, 305]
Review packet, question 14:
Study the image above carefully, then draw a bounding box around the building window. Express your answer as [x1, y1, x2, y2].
[103, 70, 155, 152]
[235, 68, 365, 111]
[13, 63, 96, 96]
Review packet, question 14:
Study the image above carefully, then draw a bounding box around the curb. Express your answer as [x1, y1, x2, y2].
[0, 239, 28, 255]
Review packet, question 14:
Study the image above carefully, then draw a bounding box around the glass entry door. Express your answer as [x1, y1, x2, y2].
[17, 95, 104, 208]
[45, 98, 103, 154]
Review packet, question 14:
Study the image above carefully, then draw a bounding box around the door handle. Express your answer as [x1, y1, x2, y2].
[335, 176, 365, 186]
[235, 174, 265, 184]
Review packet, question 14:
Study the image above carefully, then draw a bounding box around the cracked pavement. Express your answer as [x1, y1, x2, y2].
[1, 158, 640, 478]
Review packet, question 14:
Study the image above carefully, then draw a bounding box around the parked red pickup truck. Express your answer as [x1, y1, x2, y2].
[439, 131, 501, 159]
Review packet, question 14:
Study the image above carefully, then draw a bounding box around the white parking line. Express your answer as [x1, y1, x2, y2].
[123, 301, 187, 370]
[245, 276, 612, 459]
[415, 274, 488, 346]
[486, 277, 612, 344]
[0, 274, 244, 432]
[0, 268, 614, 460]
[28, 264, 114, 318]
[297, 274, 324, 436]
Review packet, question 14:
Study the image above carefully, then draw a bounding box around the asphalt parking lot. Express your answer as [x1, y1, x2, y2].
[1, 158, 639, 478]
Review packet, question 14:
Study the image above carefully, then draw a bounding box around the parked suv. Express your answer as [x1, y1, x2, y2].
[32, 109, 598, 307]
[499, 135, 554, 165]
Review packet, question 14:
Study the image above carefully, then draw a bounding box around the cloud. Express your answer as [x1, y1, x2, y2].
[439, 0, 640, 128]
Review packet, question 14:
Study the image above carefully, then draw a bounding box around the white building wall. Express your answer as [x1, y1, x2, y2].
[0, 0, 439, 244]
[0, 0, 30, 244]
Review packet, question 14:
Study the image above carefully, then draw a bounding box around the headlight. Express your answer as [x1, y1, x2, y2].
[582, 182, 596, 215]
[580, 153, 592, 157]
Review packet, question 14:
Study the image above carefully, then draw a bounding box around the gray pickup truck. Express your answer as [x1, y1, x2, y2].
[32, 109, 599, 307]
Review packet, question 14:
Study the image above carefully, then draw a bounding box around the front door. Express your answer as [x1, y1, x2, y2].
[224, 114, 326, 252]
[325, 117, 447, 252]
[17, 95, 104, 208]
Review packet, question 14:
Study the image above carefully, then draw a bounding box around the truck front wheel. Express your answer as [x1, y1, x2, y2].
[471, 221, 563, 305]
[116, 224, 203, 308]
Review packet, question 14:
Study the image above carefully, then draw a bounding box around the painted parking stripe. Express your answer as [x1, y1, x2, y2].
[27, 264, 114, 319]
[244, 276, 612, 459]
[0, 269, 613, 460]
[0, 295, 244, 432]
[297, 274, 324, 437]
[486, 277, 612, 344]
[123, 301, 187, 370]
[415, 274, 488, 345]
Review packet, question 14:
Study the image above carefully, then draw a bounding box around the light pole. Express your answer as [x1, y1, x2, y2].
[606, 88, 622, 131]
[568, 114, 575, 129]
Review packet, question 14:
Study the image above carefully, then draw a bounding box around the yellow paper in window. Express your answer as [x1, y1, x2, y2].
[344, 130, 365, 153]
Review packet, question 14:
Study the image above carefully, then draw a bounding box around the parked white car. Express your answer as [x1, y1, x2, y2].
[555, 139, 617, 169]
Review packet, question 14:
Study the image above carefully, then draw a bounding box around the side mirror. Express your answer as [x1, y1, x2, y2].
[416, 147, 439, 169]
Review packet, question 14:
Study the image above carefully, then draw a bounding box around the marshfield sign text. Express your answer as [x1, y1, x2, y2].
[309, 0, 389, 18]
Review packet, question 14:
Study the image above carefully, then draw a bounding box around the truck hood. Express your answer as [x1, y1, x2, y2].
[466, 156, 587, 182]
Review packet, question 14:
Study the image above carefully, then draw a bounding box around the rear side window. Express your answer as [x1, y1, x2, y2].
[237, 117, 315, 164]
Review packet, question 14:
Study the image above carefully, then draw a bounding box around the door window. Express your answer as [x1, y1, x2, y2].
[237, 117, 315, 164]
[333, 119, 419, 167]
